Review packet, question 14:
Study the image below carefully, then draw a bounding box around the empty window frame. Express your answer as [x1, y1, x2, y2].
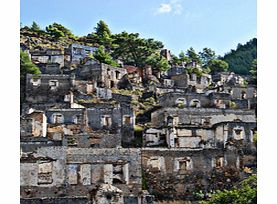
[52, 113, 64, 124]
[123, 115, 132, 125]
[101, 115, 112, 127]
[49, 80, 59, 89]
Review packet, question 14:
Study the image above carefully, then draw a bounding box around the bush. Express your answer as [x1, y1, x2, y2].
[229, 101, 237, 109]
[200, 175, 257, 204]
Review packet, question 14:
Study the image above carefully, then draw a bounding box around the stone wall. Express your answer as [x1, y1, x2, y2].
[158, 92, 211, 108]
[100, 63, 127, 89]
[26, 74, 72, 103]
[225, 86, 256, 100]
[151, 108, 256, 128]
[141, 148, 249, 200]
[144, 122, 256, 149]
[70, 44, 98, 65]
[21, 147, 142, 201]
[20, 111, 47, 137]
[31, 49, 64, 68]
[74, 63, 127, 89]
[171, 73, 211, 92]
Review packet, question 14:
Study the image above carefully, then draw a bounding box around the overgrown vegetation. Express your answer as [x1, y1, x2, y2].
[20, 49, 41, 104]
[20, 49, 41, 81]
[222, 38, 257, 75]
[112, 88, 142, 96]
[200, 175, 257, 204]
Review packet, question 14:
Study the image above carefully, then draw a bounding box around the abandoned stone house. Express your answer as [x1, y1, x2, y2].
[70, 43, 98, 65]
[20, 110, 47, 138]
[141, 147, 256, 200]
[20, 147, 151, 204]
[157, 91, 252, 110]
[158, 92, 212, 108]
[30, 49, 65, 74]
[212, 71, 246, 86]
[75, 62, 127, 89]
[124, 65, 143, 85]
[223, 85, 257, 100]
[143, 107, 256, 149]
[25, 74, 72, 104]
[166, 66, 186, 77]
[171, 72, 212, 93]
[21, 101, 135, 147]
[45, 105, 134, 131]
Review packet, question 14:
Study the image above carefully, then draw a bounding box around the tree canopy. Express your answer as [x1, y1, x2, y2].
[249, 59, 257, 84]
[88, 20, 113, 49]
[199, 48, 216, 67]
[207, 59, 229, 74]
[186, 47, 201, 64]
[145, 53, 170, 72]
[30, 21, 41, 32]
[46, 23, 76, 39]
[222, 38, 257, 75]
[112, 32, 164, 68]
[93, 45, 119, 67]
[20, 49, 41, 81]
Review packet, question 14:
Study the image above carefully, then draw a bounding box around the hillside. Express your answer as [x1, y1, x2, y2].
[222, 38, 257, 75]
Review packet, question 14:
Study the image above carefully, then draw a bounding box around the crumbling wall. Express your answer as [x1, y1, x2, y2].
[141, 148, 244, 200]
[26, 74, 72, 103]
[100, 63, 128, 89]
[30, 49, 64, 69]
[87, 105, 121, 130]
[158, 92, 210, 108]
[226, 86, 256, 100]
[151, 108, 256, 128]
[75, 63, 102, 81]
[171, 73, 211, 92]
[46, 109, 84, 125]
[21, 147, 142, 201]
[70, 44, 98, 65]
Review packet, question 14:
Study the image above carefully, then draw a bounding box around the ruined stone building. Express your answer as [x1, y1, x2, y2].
[75, 62, 127, 89]
[69, 44, 98, 65]
[21, 147, 148, 204]
[30, 49, 65, 74]
[20, 44, 256, 203]
[143, 108, 256, 148]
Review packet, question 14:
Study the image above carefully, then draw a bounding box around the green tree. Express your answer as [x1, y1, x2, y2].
[186, 47, 201, 64]
[179, 51, 191, 64]
[199, 48, 216, 67]
[46, 23, 76, 39]
[20, 49, 41, 104]
[207, 59, 229, 74]
[170, 54, 181, 66]
[146, 53, 170, 72]
[20, 50, 41, 81]
[93, 45, 119, 67]
[88, 20, 113, 49]
[201, 175, 257, 204]
[249, 59, 257, 84]
[112, 32, 164, 68]
[222, 38, 257, 75]
[30, 21, 41, 32]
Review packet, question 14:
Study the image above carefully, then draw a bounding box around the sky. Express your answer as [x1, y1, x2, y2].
[20, 0, 256, 56]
